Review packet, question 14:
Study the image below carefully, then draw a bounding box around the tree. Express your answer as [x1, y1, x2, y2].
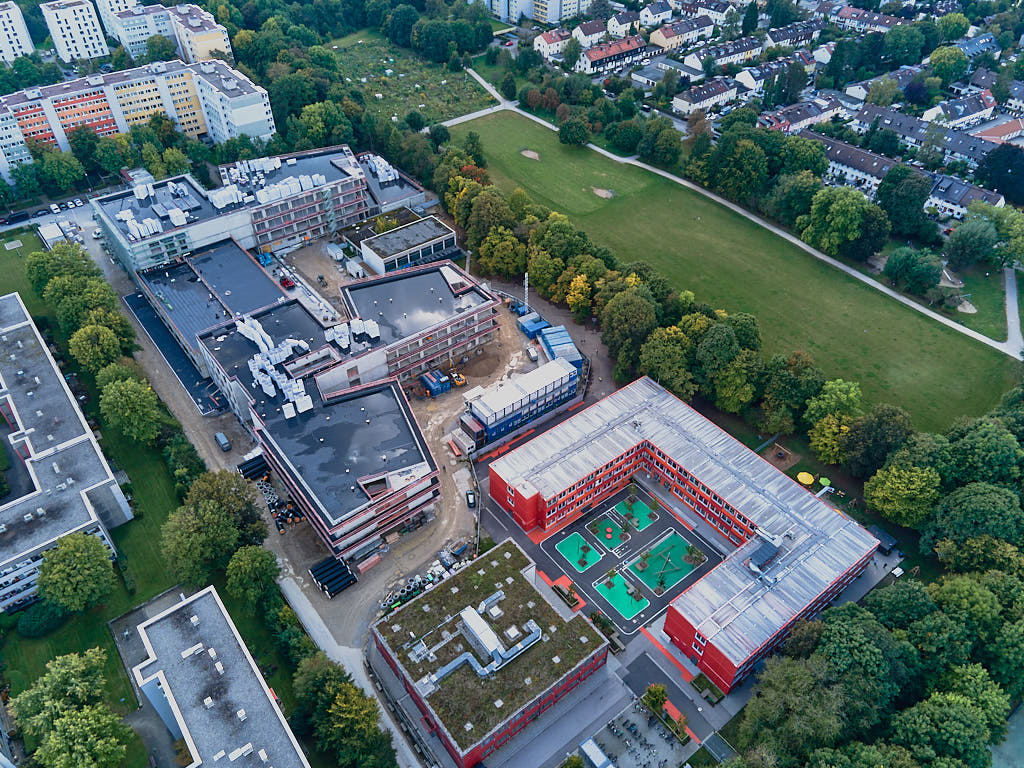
[804, 379, 863, 427]
[738, 655, 844, 766]
[601, 286, 658, 366]
[976, 143, 1024, 205]
[563, 37, 582, 70]
[66, 126, 100, 173]
[929, 46, 968, 86]
[839, 403, 912, 478]
[35, 704, 130, 768]
[40, 151, 85, 193]
[69, 324, 121, 373]
[948, 416, 1022, 488]
[808, 414, 854, 464]
[162, 499, 241, 585]
[921, 482, 1024, 551]
[321, 681, 395, 766]
[476, 226, 526, 278]
[883, 248, 941, 295]
[144, 33, 178, 63]
[428, 124, 450, 148]
[876, 165, 933, 238]
[25, 242, 99, 295]
[226, 546, 280, 609]
[387, 4, 419, 47]
[763, 171, 823, 228]
[891, 692, 991, 768]
[161, 147, 190, 175]
[10, 648, 107, 737]
[96, 361, 142, 392]
[863, 464, 941, 527]
[799, 187, 890, 262]
[37, 534, 115, 613]
[863, 579, 937, 630]
[867, 76, 900, 106]
[500, 72, 516, 100]
[559, 115, 589, 145]
[741, 1, 758, 34]
[938, 664, 1010, 744]
[936, 534, 1024, 574]
[183, 470, 265, 546]
[95, 137, 126, 176]
[937, 12, 969, 41]
[638, 327, 697, 401]
[884, 26, 925, 66]
[465, 186, 514, 249]
[712, 138, 768, 205]
[643, 683, 668, 714]
[713, 349, 761, 414]
[566, 273, 592, 322]
[987, 618, 1024, 700]
[928, 574, 1001, 640]
[944, 218, 998, 269]
[100, 379, 160, 444]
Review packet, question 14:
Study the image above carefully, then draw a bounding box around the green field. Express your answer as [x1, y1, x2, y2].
[556, 532, 603, 572]
[616, 499, 656, 531]
[451, 113, 1021, 430]
[591, 515, 628, 551]
[595, 573, 649, 620]
[330, 30, 495, 124]
[628, 533, 694, 592]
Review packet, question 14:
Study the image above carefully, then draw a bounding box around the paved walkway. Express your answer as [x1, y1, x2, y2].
[1005, 266, 1023, 356]
[279, 578, 422, 768]
[450, 85, 1024, 362]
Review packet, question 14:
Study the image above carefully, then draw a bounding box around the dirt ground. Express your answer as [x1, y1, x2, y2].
[760, 442, 799, 471]
[282, 241, 351, 315]
[520, 149, 540, 160]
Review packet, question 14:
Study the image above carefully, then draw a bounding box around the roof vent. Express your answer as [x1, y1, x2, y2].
[22, 513, 32, 522]
[203, 696, 214, 709]
[0, 525, 8, 534]
[215, 661, 224, 675]
[208, 647, 217, 660]
[190, 614, 199, 627]
[236, 708, 247, 721]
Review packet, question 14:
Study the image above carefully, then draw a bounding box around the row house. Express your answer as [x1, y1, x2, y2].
[676, 0, 734, 24]
[962, 68, 1024, 113]
[534, 27, 572, 59]
[922, 89, 996, 129]
[607, 10, 641, 36]
[853, 104, 996, 167]
[758, 96, 842, 132]
[575, 34, 647, 74]
[673, 76, 737, 114]
[649, 15, 714, 50]
[764, 19, 824, 48]
[572, 18, 607, 47]
[816, 3, 906, 33]
[683, 35, 762, 69]
[640, 1, 673, 26]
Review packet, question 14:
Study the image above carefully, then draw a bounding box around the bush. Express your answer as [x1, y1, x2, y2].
[161, 431, 205, 498]
[16, 600, 69, 638]
[272, 604, 317, 667]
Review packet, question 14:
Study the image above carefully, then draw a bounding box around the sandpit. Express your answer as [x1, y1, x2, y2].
[520, 149, 540, 160]
[592, 187, 614, 199]
[957, 300, 978, 314]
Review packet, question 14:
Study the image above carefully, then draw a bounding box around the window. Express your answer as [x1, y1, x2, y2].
[695, 632, 707, 645]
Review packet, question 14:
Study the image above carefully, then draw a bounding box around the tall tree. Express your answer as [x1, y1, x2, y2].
[876, 165, 933, 238]
[839, 403, 912, 478]
[183, 470, 265, 546]
[10, 649, 107, 737]
[36, 534, 116, 613]
[161, 499, 241, 585]
[976, 143, 1024, 205]
[99, 378, 161, 444]
[35, 705, 130, 768]
[226, 546, 280, 609]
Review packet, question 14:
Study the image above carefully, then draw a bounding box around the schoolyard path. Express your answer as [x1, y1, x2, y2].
[445, 78, 1023, 362]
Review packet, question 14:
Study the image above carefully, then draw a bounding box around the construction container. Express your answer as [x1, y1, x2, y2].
[539, 325, 584, 371]
[516, 311, 540, 332]
[420, 369, 452, 397]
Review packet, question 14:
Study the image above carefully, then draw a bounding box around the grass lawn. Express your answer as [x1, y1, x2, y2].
[628, 533, 694, 592]
[450, 113, 1022, 431]
[555, 532, 603, 572]
[0, 229, 48, 317]
[330, 30, 495, 124]
[594, 572, 649, 619]
[950, 265, 1006, 341]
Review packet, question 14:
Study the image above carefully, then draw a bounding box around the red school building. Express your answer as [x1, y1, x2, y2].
[488, 377, 878, 692]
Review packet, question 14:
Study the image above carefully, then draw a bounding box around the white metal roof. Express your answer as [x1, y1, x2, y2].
[491, 377, 878, 665]
[468, 357, 577, 423]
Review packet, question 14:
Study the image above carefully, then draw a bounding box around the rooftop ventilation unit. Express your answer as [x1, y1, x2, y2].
[190, 614, 199, 627]
[203, 697, 214, 709]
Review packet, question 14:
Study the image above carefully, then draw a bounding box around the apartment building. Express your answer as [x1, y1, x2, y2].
[133, 587, 312, 767]
[530, 0, 592, 24]
[0, 293, 131, 612]
[649, 16, 714, 50]
[575, 34, 646, 74]
[489, 377, 877, 693]
[94, 0, 137, 35]
[683, 36, 762, 69]
[534, 28, 572, 59]
[0, 3, 34, 64]
[108, 4, 173, 59]
[168, 4, 231, 62]
[41, 0, 109, 62]
[0, 58, 273, 182]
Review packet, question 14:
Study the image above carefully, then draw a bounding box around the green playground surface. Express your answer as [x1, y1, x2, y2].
[595, 573, 650, 620]
[590, 516, 629, 551]
[629, 533, 696, 592]
[615, 500, 657, 532]
[556, 532, 603, 573]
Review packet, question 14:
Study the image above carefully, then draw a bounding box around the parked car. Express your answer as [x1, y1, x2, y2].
[279, 275, 296, 289]
[49, 203, 60, 214]
[466, 489, 476, 508]
[73, 198, 83, 207]
[91, 228, 102, 239]
[526, 346, 539, 362]
[32, 209, 48, 218]
[214, 431, 231, 451]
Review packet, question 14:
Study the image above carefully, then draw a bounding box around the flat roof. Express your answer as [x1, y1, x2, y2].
[342, 264, 488, 346]
[0, 294, 119, 566]
[133, 587, 310, 768]
[138, 240, 284, 352]
[357, 154, 423, 210]
[255, 380, 432, 526]
[361, 217, 453, 258]
[218, 146, 364, 200]
[372, 541, 606, 753]
[491, 377, 878, 666]
[168, 3, 220, 31]
[96, 174, 241, 242]
[469, 357, 578, 423]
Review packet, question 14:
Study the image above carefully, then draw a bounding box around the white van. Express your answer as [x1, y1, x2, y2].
[526, 346, 539, 362]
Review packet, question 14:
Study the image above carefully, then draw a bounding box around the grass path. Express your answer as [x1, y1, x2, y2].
[451, 112, 1020, 431]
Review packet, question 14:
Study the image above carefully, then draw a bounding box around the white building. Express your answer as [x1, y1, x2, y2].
[673, 76, 737, 115]
[640, 1, 673, 26]
[649, 15, 713, 50]
[94, 0, 137, 36]
[923, 89, 997, 129]
[41, 0, 109, 62]
[677, 0, 734, 24]
[110, 3, 231, 63]
[534, 28, 572, 59]
[573, 19, 607, 48]
[683, 36, 762, 69]
[607, 11, 641, 37]
[574, 34, 646, 74]
[0, 3, 33, 63]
